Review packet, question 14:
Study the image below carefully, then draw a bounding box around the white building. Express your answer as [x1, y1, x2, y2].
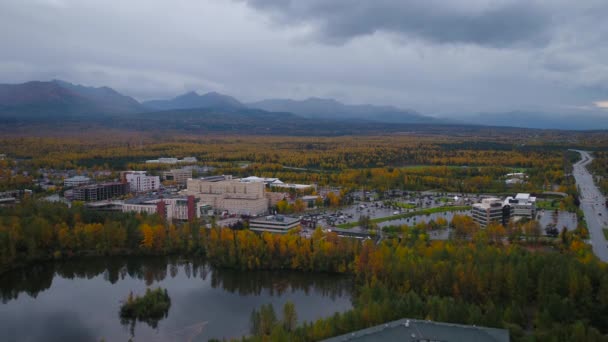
[146, 157, 198, 164]
[504, 193, 536, 219]
[64, 175, 91, 187]
[250, 215, 301, 234]
[269, 180, 315, 190]
[125, 171, 160, 193]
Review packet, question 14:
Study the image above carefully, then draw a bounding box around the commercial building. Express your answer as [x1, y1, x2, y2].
[72, 182, 129, 201]
[64, 175, 91, 187]
[0, 189, 32, 206]
[270, 180, 315, 190]
[125, 171, 160, 193]
[504, 193, 536, 219]
[186, 175, 269, 216]
[471, 197, 507, 227]
[301, 195, 321, 209]
[145, 157, 197, 164]
[322, 318, 509, 342]
[471, 193, 537, 227]
[249, 215, 300, 234]
[242, 176, 316, 191]
[162, 168, 192, 186]
[122, 195, 200, 221]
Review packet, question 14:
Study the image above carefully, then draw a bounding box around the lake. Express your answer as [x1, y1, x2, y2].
[0, 257, 353, 342]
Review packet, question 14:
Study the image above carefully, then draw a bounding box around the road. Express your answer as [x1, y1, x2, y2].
[571, 150, 608, 262]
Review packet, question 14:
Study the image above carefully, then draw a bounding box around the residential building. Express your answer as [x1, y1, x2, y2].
[186, 175, 269, 216]
[504, 193, 537, 219]
[471, 197, 507, 227]
[162, 168, 192, 186]
[125, 171, 160, 193]
[64, 175, 92, 187]
[72, 182, 129, 201]
[322, 318, 509, 342]
[249, 215, 300, 234]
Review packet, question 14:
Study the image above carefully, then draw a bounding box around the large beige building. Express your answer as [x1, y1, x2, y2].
[471, 197, 506, 228]
[186, 175, 269, 216]
[162, 168, 193, 186]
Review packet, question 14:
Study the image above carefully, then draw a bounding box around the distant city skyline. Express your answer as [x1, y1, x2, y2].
[1, 0, 607, 118]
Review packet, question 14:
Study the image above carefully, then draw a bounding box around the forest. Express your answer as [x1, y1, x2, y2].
[0, 200, 606, 341]
[0, 133, 589, 195]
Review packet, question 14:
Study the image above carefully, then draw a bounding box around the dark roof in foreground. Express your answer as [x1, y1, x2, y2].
[322, 318, 510, 342]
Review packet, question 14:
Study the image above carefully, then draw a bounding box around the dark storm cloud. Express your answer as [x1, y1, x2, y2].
[241, 0, 552, 47]
[0, 0, 607, 116]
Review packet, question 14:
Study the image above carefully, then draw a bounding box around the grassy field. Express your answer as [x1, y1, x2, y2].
[603, 228, 608, 240]
[337, 205, 472, 229]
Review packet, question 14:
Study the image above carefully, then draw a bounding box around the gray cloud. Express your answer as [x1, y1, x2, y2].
[241, 0, 552, 47]
[0, 0, 607, 118]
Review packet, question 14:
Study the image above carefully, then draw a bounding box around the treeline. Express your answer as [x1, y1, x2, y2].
[0, 201, 359, 275]
[1, 135, 570, 171]
[590, 151, 608, 194]
[240, 237, 607, 341]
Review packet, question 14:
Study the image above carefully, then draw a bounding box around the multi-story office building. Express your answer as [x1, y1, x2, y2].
[125, 171, 160, 193]
[64, 175, 92, 187]
[471, 193, 537, 228]
[162, 168, 192, 186]
[249, 215, 301, 234]
[471, 197, 507, 228]
[72, 182, 129, 201]
[503, 193, 536, 219]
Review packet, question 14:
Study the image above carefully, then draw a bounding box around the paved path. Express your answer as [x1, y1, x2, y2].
[571, 150, 608, 262]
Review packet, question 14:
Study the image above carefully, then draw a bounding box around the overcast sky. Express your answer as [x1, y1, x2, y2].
[1, 0, 607, 116]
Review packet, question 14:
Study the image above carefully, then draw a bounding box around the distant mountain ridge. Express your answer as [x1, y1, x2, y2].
[248, 97, 433, 124]
[2, 79, 604, 130]
[143, 91, 245, 111]
[0, 80, 144, 118]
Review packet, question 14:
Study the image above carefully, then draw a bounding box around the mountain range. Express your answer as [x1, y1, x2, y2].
[0, 80, 435, 125]
[0, 79, 604, 131]
[0, 80, 144, 119]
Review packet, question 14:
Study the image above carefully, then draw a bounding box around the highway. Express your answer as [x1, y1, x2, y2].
[571, 150, 608, 262]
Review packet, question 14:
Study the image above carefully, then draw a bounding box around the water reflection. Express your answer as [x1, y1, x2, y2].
[0, 256, 352, 303]
[0, 256, 353, 341]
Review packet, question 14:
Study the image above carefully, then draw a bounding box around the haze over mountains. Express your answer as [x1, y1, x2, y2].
[0, 80, 606, 131]
[0, 80, 144, 118]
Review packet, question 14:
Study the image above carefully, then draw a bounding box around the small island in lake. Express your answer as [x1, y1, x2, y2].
[120, 287, 171, 329]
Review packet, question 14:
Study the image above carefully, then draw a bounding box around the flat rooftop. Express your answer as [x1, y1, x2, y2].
[250, 215, 300, 224]
[323, 318, 509, 342]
